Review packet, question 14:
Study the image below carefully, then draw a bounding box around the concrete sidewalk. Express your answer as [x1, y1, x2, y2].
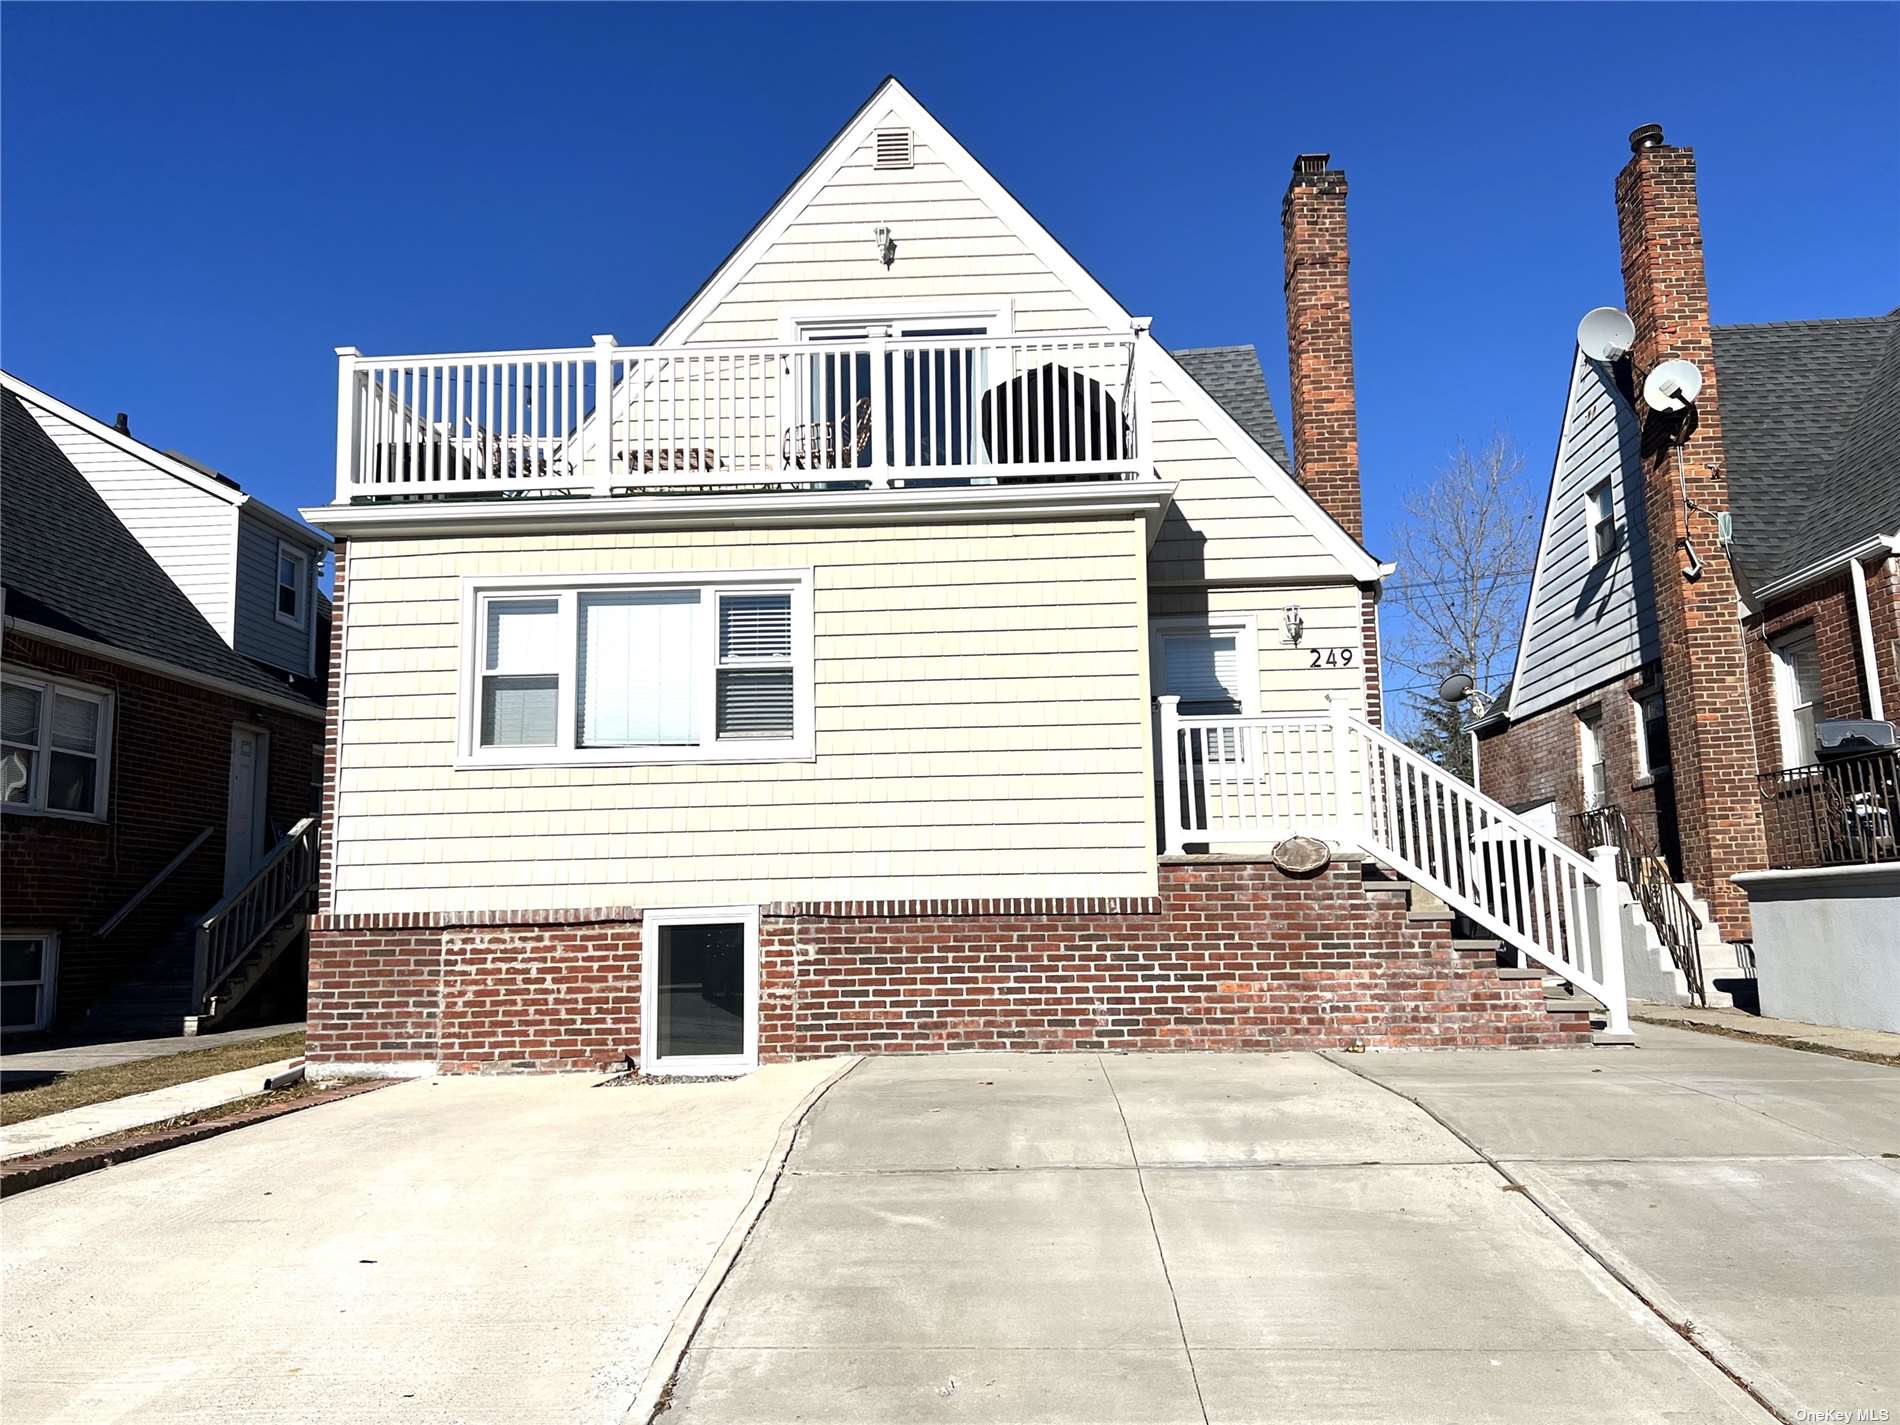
[0, 1057, 302, 1161]
[666, 1029, 1897, 1424]
[1, 1059, 845, 1424]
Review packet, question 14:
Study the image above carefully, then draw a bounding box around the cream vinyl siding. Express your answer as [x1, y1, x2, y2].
[1150, 583, 1370, 719]
[332, 516, 1156, 914]
[22, 403, 236, 638]
[1509, 350, 1660, 720]
[686, 106, 1106, 343]
[1146, 374, 1340, 584]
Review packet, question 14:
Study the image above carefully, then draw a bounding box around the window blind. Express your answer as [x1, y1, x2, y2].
[717, 593, 793, 738]
[579, 590, 699, 745]
[1163, 633, 1242, 712]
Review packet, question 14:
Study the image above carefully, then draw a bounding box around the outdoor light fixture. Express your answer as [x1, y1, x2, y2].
[1283, 605, 1305, 646]
[872, 225, 897, 269]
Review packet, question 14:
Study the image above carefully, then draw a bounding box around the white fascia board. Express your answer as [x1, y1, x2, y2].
[242, 496, 332, 550]
[302, 479, 1179, 545]
[0, 368, 329, 548]
[1141, 335, 1384, 584]
[653, 77, 1132, 347]
[1747, 531, 1900, 605]
[4, 615, 324, 721]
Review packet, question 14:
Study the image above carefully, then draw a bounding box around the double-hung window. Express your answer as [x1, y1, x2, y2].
[1586, 478, 1616, 562]
[1772, 627, 1823, 768]
[1578, 708, 1607, 810]
[1633, 688, 1671, 781]
[463, 572, 811, 765]
[1, 670, 111, 819]
[276, 541, 310, 629]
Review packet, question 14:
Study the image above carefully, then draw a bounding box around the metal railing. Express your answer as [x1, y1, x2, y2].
[193, 817, 320, 1008]
[1573, 805, 1705, 1005]
[96, 825, 214, 938]
[1157, 696, 1629, 1034]
[1760, 749, 1900, 869]
[333, 331, 1145, 502]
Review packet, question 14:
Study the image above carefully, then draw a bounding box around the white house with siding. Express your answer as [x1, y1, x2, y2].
[300, 78, 1636, 1077]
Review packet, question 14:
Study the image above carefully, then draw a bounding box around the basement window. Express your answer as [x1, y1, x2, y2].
[1, 933, 57, 1033]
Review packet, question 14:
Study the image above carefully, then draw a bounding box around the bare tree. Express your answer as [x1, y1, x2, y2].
[1385, 433, 1539, 780]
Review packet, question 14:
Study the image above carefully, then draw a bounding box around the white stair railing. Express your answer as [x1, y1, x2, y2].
[1158, 697, 1628, 1034]
[194, 817, 320, 1011]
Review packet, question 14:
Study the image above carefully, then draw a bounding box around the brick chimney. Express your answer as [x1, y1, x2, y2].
[1281, 153, 1364, 541]
[1615, 123, 1764, 942]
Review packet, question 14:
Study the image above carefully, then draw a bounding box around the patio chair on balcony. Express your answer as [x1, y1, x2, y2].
[782, 395, 872, 472]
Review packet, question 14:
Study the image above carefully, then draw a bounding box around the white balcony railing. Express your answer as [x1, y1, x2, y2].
[1156, 697, 1630, 1035]
[331, 331, 1144, 503]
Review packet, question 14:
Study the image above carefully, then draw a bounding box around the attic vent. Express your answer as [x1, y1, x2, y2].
[873, 127, 914, 171]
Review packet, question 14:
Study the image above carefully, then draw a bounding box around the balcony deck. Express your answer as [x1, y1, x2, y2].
[331, 331, 1145, 506]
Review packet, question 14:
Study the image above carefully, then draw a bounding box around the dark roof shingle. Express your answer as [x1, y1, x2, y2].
[1, 389, 321, 710]
[1715, 309, 1900, 588]
[1172, 345, 1292, 471]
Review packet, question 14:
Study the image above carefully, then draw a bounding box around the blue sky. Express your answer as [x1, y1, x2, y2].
[5, 2, 1895, 703]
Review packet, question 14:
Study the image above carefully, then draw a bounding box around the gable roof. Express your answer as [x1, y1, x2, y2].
[1172, 346, 1292, 470]
[1716, 308, 1900, 588]
[1, 389, 322, 714]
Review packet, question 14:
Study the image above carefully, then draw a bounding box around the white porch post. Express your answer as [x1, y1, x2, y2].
[1848, 556, 1885, 721]
[333, 347, 360, 503]
[866, 329, 889, 482]
[1158, 695, 1182, 855]
[590, 334, 617, 496]
[1326, 691, 1353, 845]
[1591, 843, 1632, 1036]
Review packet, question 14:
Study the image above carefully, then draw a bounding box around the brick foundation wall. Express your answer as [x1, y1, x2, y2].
[306, 858, 1585, 1074]
[0, 632, 322, 1022]
[1476, 670, 1675, 868]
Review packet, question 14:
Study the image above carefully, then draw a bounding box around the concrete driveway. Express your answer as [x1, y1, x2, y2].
[666, 1028, 1898, 1425]
[1, 1059, 843, 1425]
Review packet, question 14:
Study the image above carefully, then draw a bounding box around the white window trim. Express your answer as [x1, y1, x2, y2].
[275, 539, 310, 630]
[1148, 616, 1260, 714]
[0, 930, 59, 1033]
[641, 905, 759, 1075]
[455, 569, 814, 769]
[1585, 478, 1616, 563]
[1578, 708, 1607, 809]
[778, 299, 1014, 342]
[1632, 688, 1669, 780]
[1771, 627, 1822, 768]
[0, 667, 113, 822]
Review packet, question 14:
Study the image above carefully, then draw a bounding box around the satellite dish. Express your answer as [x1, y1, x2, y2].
[1643, 359, 1704, 412]
[1437, 671, 1475, 703]
[1577, 307, 1635, 363]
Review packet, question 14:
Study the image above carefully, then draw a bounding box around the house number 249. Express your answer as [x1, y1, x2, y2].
[1308, 647, 1356, 669]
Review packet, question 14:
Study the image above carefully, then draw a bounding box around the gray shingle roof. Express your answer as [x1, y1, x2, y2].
[1715, 309, 1900, 588]
[1, 389, 322, 711]
[1172, 345, 1292, 471]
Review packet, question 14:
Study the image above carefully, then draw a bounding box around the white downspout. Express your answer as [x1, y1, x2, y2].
[1848, 555, 1885, 721]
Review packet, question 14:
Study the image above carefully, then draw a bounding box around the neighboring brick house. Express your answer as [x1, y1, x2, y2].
[1474, 124, 1898, 1019]
[1, 374, 328, 1036]
[297, 78, 1642, 1079]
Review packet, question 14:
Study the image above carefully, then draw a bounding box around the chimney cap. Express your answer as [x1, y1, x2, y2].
[1628, 123, 1665, 154]
[1292, 152, 1332, 177]
[114, 412, 131, 435]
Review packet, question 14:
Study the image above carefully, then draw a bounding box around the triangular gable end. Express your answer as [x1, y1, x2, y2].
[654, 77, 1382, 582]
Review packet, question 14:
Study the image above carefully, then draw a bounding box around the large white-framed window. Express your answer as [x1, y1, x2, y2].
[1, 669, 112, 820]
[641, 906, 759, 1075]
[1772, 626, 1824, 768]
[1586, 478, 1616, 563]
[1, 931, 58, 1033]
[458, 570, 813, 767]
[1578, 707, 1607, 809]
[276, 540, 310, 629]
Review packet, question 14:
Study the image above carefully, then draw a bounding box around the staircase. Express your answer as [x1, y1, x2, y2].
[1158, 697, 1632, 1038]
[84, 818, 319, 1039]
